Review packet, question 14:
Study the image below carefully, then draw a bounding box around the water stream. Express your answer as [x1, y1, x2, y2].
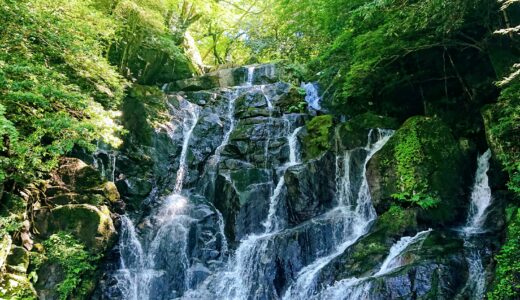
[460, 149, 493, 299]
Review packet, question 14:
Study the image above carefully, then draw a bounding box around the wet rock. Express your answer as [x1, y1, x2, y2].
[285, 152, 336, 226]
[335, 112, 400, 151]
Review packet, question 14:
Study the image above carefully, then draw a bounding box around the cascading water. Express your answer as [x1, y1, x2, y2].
[263, 125, 303, 233]
[464, 149, 493, 233]
[301, 82, 321, 111]
[174, 100, 200, 193]
[313, 230, 432, 300]
[182, 121, 304, 299]
[283, 129, 394, 299]
[460, 149, 493, 299]
[246, 66, 255, 86]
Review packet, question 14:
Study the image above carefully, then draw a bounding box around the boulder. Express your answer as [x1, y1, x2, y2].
[34, 204, 116, 251]
[367, 116, 466, 225]
[6, 246, 29, 274]
[0, 273, 37, 299]
[54, 158, 104, 192]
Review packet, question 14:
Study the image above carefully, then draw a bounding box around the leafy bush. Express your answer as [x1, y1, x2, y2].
[42, 233, 99, 300]
[489, 206, 520, 299]
[0, 0, 126, 187]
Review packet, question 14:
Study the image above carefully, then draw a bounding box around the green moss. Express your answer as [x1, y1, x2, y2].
[391, 122, 441, 209]
[377, 205, 417, 235]
[42, 233, 99, 300]
[488, 206, 520, 300]
[123, 85, 171, 146]
[390, 117, 460, 210]
[303, 115, 334, 159]
[0, 273, 37, 300]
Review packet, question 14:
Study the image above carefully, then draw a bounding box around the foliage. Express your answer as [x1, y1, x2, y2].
[0, 0, 126, 187]
[487, 79, 520, 197]
[391, 126, 441, 209]
[381, 117, 465, 211]
[0, 194, 26, 236]
[377, 205, 417, 235]
[42, 233, 99, 300]
[303, 115, 334, 159]
[489, 206, 520, 299]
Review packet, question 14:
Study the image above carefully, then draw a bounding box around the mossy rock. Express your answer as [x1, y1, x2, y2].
[336, 112, 400, 150]
[482, 103, 509, 169]
[55, 158, 104, 192]
[0, 273, 37, 299]
[0, 234, 12, 270]
[367, 116, 465, 225]
[6, 246, 29, 274]
[277, 86, 306, 113]
[302, 115, 334, 159]
[34, 204, 116, 251]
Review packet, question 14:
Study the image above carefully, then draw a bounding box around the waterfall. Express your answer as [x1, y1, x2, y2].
[374, 229, 431, 276]
[313, 229, 431, 300]
[301, 82, 321, 110]
[263, 125, 303, 233]
[213, 90, 238, 163]
[92, 148, 118, 182]
[460, 149, 493, 299]
[174, 100, 200, 194]
[464, 149, 493, 233]
[246, 66, 255, 86]
[181, 119, 304, 300]
[283, 129, 394, 299]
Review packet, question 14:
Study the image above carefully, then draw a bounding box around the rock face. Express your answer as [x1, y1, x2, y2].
[29, 158, 119, 299]
[92, 64, 502, 300]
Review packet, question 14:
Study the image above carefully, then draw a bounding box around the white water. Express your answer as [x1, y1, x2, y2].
[263, 126, 303, 233]
[213, 90, 239, 164]
[93, 148, 118, 182]
[460, 149, 493, 299]
[464, 149, 493, 233]
[283, 129, 394, 299]
[301, 82, 321, 110]
[246, 66, 255, 86]
[115, 195, 193, 299]
[314, 229, 431, 300]
[181, 119, 304, 300]
[375, 229, 431, 276]
[174, 101, 200, 194]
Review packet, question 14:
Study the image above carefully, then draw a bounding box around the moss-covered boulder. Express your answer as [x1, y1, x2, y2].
[54, 158, 104, 192]
[34, 204, 116, 251]
[302, 115, 334, 159]
[6, 246, 29, 274]
[336, 112, 400, 150]
[367, 116, 466, 225]
[0, 273, 37, 299]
